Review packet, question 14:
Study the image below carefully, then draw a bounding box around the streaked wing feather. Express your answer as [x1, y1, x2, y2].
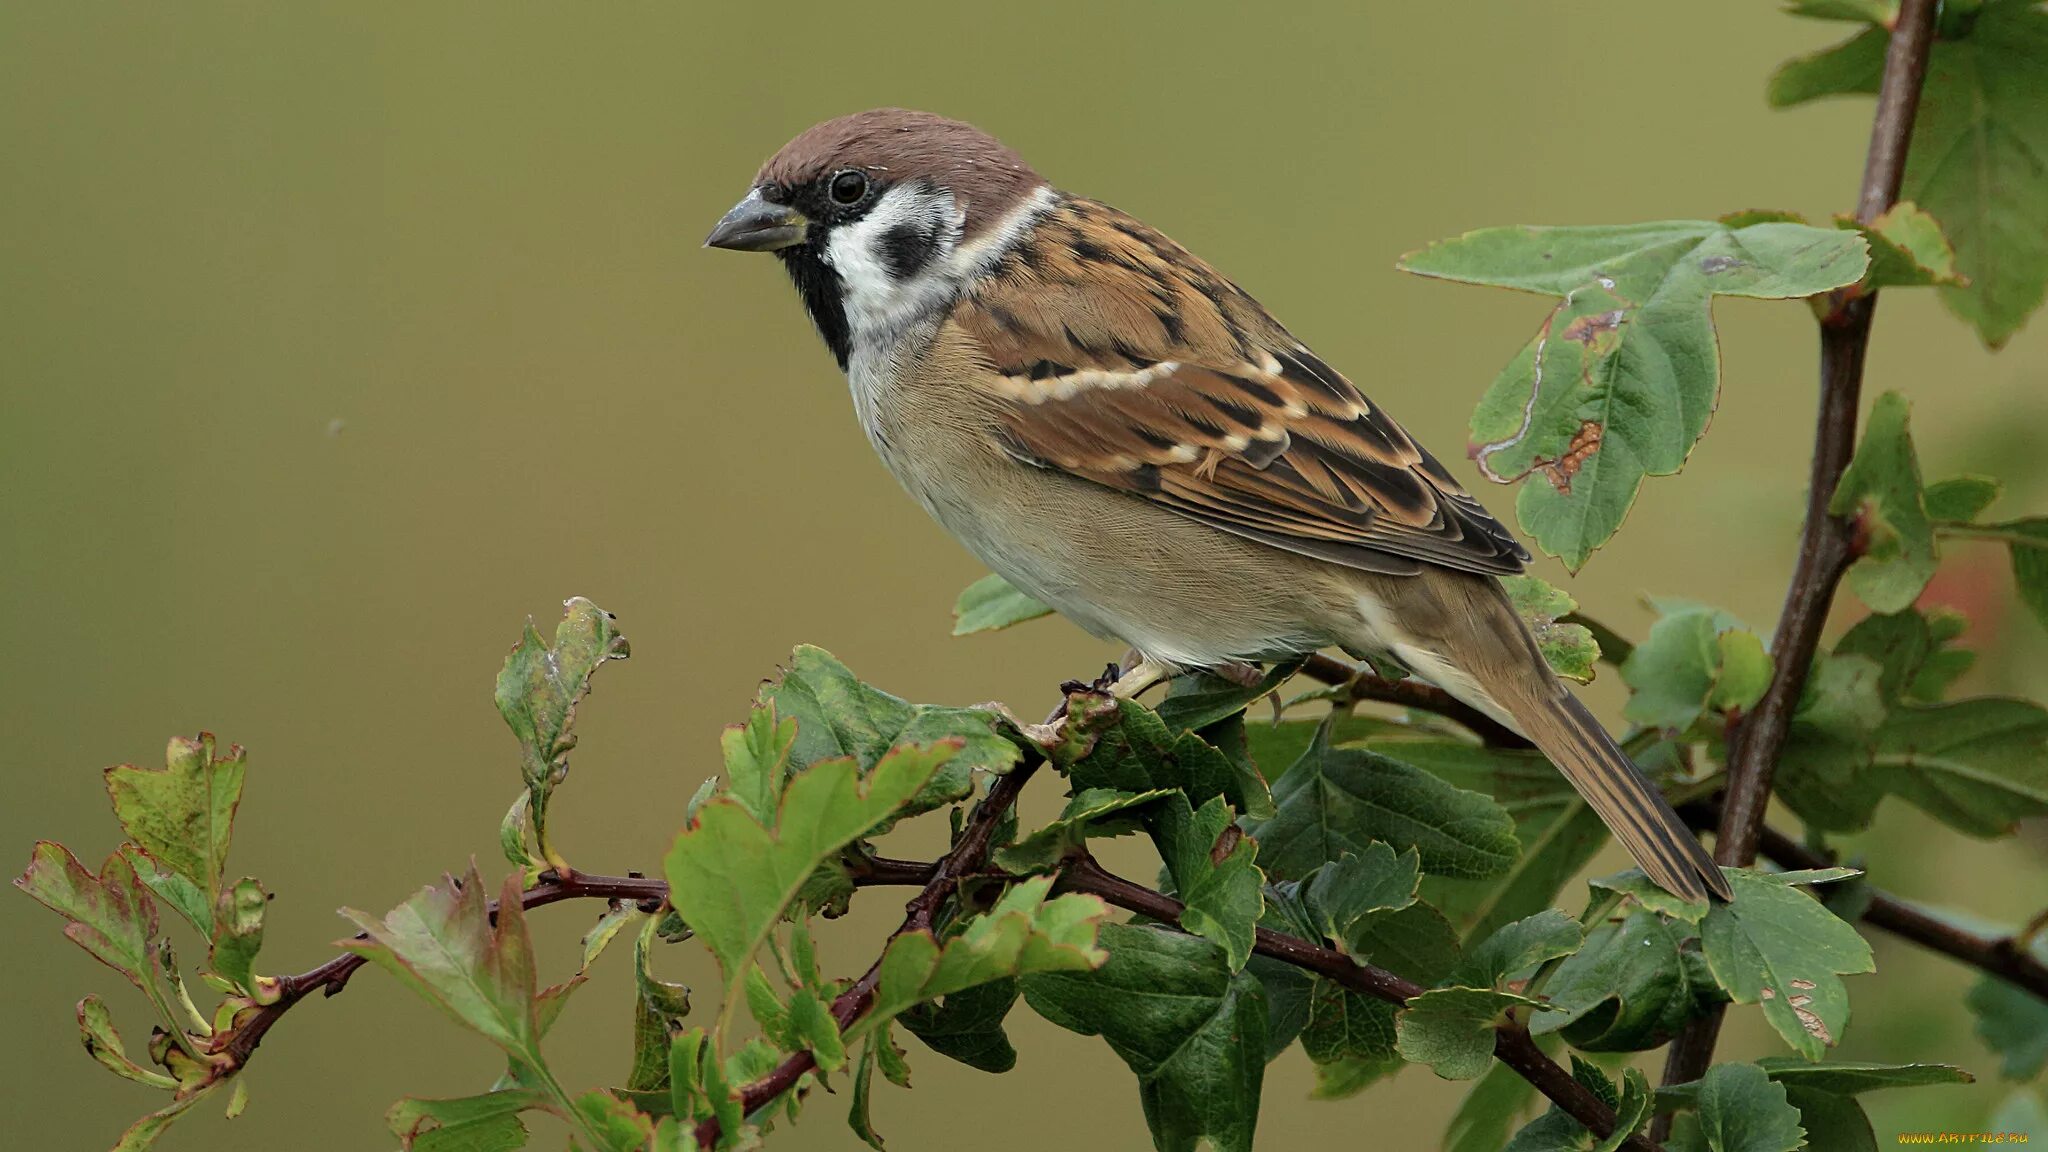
[958, 195, 1528, 578]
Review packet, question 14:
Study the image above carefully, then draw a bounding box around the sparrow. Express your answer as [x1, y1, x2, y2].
[705, 109, 1730, 903]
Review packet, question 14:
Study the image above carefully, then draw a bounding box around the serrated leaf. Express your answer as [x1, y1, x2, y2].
[1839, 699, 2048, 835]
[104, 733, 246, 915]
[760, 645, 1019, 817]
[849, 1035, 887, 1150]
[1502, 574, 1600, 683]
[1308, 1053, 1403, 1100]
[17, 842, 159, 991]
[1591, 867, 1714, 924]
[1023, 923, 1266, 1152]
[341, 867, 544, 1068]
[1785, 0, 1897, 22]
[1246, 719, 1518, 882]
[1621, 603, 1773, 731]
[1831, 392, 1936, 613]
[1701, 870, 1875, 1060]
[1694, 1063, 1807, 1152]
[573, 1090, 656, 1152]
[1967, 973, 2048, 1080]
[1983, 519, 2048, 634]
[721, 703, 798, 828]
[628, 916, 691, 1093]
[1841, 202, 1965, 289]
[580, 904, 638, 972]
[1452, 909, 1583, 988]
[1300, 980, 1399, 1066]
[898, 980, 1018, 1073]
[1773, 2, 2048, 345]
[1059, 694, 1271, 824]
[1396, 986, 1531, 1080]
[1151, 795, 1263, 970]
[77, 995, 177, 1089]
[111, 1079, 226, 1152]
[1153, 661, 1301, 733]
[950, 572, 1054, 636]
[1535, 908, 1720, 1052]
[1304, 841, 1421, 944]
[665, 743, 947, 1035]
[387, 1089, 543, 1152]
[1400, 221, 1867, 568]
[1782, 1087, 1879, 1152]
[857, 876, 1107, 1040]
[494, 597, 629, 866]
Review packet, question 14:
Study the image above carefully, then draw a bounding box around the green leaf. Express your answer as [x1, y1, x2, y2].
[1989, 1089, 2047, 1142]
[494, 597, 629, 866]
[1700, 869, 1875, 1060]
[1830, 392, 1936, 613]
[1774, 3, 2048, 345]
[899, 980, 1019, 1073]
[1308, 1053, 1404, 1100]
[1347, 902, 1468, 987]
[1300, 980, 1398, 1066]
[951, 572, 1054, 636]
[1768, 26, 1888, 108]
[1154, 662, 1301, 733]
[1693, 1063, 1807, 1152]
[1304, 841, 1421, 944]
[1925, 475, 2002, 523]
[1782, 1088, 1878, 1152]
[665, 743, 949, 1036]
[1750, 1057, 1974, 1094]
[1384, 740, 1610, 941]
[720, 703, 798, 828]
[1396, 986, 1530, 1080]
[1502, 575, 1600, 683]
[77, 995, 177, 1090]
[991, 787, 1173, 873]
[103, 733, 246, 915]
[1876, 699, 2048, 834]
[1023, 924, 1266, 1152]
[1967, 973, 2048, 1080]
[111, 1080, 227, 1152]
[1399, 221, 1867, 568]
[1059, 694, 1270, 823]
[628, 916, 691, 1093]
[580, 904, 638, 972]
[787, 985, 847, 1073]
[1246, 720, 1519, 882]
[1452, 909, 1583, 988]
[206, 877, 267, 996]
[1843, 202, 1965, 290]
[1535, 908, 1720, 1052]
[1621, 602, 1773, 730]
[1591, 867, 1714, 924]
[858, 876, 1107, 1040]
[341, 867, 544, 1069]
[666, 1029, 743, 1142]
[572, 1089, 656, 1152]
[1785, 0, 1897, 22]
[760, 645, 1019, 816]
[387, 1089, 543, 1152]
[1986, 519, 2048, 634]
[849, 1034, 888, 1150]
[1151, 795, 1263, 970]
[16, 842, 159, 992]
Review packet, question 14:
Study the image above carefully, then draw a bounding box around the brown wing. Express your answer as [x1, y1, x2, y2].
[951, 195, 1529, 577]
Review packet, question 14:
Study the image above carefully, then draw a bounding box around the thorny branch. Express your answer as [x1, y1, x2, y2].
[1660, 0, 1943, 1121]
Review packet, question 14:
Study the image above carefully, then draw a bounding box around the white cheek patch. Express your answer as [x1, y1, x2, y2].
[825, 183, 964, 341]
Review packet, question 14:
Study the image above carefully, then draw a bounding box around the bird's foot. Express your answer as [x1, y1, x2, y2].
[1109, 657, 1173, 700]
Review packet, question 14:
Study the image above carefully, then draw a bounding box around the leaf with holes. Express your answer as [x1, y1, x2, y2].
[1700, 870, 1874, 1061]
[1399, 220, 1866, 568]
[1501, 575, 1600, 683]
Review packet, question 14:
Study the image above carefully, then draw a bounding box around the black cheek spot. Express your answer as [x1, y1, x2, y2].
[878, 223, 939, 280]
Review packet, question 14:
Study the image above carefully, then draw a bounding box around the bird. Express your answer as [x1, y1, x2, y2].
[704, 108, 1730, 903]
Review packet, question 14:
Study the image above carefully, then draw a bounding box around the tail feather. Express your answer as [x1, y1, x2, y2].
[1523, 690, 1731, 903]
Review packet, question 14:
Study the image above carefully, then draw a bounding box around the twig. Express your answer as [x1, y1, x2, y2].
[1656, 0, 1941, 1118]
[222, 870, 669, 1067]
[1300, 653, 1529, 749]
[693, 743, 1049, 1146]
[1058, 855, 1661, 1152]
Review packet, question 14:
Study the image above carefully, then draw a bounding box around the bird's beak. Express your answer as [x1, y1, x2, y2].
[703, 189, 807, 252]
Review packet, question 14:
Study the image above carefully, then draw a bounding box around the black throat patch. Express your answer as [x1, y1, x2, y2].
[776, 246, 852, 369]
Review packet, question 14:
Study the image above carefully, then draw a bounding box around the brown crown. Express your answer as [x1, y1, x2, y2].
[756, 109, 1047, 237]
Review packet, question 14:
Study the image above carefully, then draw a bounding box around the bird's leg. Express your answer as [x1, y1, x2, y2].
[1109, 653, 1174, 700]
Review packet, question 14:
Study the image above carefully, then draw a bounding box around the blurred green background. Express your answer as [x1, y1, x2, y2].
[5, 2, 2045, 1147]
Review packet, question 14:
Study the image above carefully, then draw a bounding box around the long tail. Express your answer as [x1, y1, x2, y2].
[1351, 569, 1731, 904]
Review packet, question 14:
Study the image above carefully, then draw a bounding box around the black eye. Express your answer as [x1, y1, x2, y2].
[829, 170, 869, 205]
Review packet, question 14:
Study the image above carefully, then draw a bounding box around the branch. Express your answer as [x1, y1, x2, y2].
[1058, 855, 1661, 1152]
[1659, 0, 1941, 1115]
[693, 744, 1047, 1147]
[1300, 653, 1529, 749]
[222, 869, 669, 1067]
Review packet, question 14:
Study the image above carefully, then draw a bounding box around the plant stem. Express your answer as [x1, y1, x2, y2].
[1656, 0, 1941, 1117]
[1300, 652, 1529, 748]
